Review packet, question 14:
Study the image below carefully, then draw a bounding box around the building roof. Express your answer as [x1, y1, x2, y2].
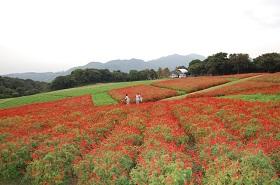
[177, 68, 188, 73]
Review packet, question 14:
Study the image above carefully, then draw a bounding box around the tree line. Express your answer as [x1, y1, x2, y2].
[0, 76, 49, 99]
[0, 68, 171, 98]
[51, 68, 171, 90]
[188, 52, 280, 76]
[1, 52, 279, 98]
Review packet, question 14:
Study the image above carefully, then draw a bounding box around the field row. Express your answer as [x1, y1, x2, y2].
[0, 95, 279, 184]
[188, 73, 280, 99]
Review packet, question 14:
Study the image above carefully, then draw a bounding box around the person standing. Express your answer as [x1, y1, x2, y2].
[139, 93, 143, 103]
[136, 93, 140, 104]
[124, 94, 130, 105]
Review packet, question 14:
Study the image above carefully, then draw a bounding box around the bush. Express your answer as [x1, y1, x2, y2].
[130, 154, 192, 185]
[203, 151, 279, 185]
[0, 142, 32, 181]
[26, 144, 80, 185]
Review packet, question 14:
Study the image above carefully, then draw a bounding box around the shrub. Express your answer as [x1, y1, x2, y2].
[130, 153, 192, 185]
[26, 144, 80, 185]
[203, 151, 279, 185]
[0, 142, 32, 181]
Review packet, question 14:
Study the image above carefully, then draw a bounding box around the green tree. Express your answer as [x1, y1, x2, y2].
[0, 76, 49, 98]
[128, 70, 140, 81]
[205, 52, 229, 75]
[51, 76, 75, 90]
[254, 53, 280, 72]
[229, 53, 251, 74]
[188, 60, 206, 75]
[162, 68, 171, 78]
[157, 67, 164, 78]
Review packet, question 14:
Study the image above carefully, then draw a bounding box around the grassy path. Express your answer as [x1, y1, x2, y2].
[161, 75, 263, 101]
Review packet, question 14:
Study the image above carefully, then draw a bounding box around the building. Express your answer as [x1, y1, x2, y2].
[170, 68, 188, 78]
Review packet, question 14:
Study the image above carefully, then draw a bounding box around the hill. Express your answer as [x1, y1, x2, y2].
[5, 54, 205, 82]
[0, 76, 49, 98]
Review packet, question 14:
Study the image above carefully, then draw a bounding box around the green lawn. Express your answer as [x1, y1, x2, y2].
[0, 80, 157, 109]
[222, 94, 280, 102]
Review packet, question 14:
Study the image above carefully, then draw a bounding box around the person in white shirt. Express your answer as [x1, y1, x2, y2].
[124, 94, 130, 105]
[139, 93, 143, 103]
[136, 93, 140, 104]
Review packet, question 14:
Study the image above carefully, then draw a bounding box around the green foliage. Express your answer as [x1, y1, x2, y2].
[0, 76, 49, 99]
[205, 52, 230, 75]
[75, 152, 135, 185]
[223, 94, 280, 102]
[0, 142, 32, 181]
[254, 53, 280, 72]
[243, 124, 259, 140]
[51, 68, 159, 90]
[130, 154, 192, 185]
[157, 67, 171, 78]
[203, 151, 279, 185]
[188, 59, 206, 76]
[25, 144, 80, 185]
[188, 52, 280, 76]
[119, 155, 135, 171]
[73, 155, 95, 185]
[150, 125, 174, 142]
[229, 53, 251, 74]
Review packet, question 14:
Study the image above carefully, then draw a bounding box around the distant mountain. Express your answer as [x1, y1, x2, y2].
[5, 54, 205, 82]
[147, 54, 205, 69]
[72, 59, 150, 72]
[5, 72, 68, 82]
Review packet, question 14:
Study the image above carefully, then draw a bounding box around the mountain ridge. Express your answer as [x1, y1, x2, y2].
[4, 54, 205, 82]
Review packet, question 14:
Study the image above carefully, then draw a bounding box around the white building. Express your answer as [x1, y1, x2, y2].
[170, 68, 188, 78]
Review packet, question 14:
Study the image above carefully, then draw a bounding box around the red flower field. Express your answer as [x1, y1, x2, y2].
[220, 73, 262, 79]
[109, 85, 178, 103]
[0, 93, 279, 184]
[152, 76, 231, 92]
[189, 73, 280, 97]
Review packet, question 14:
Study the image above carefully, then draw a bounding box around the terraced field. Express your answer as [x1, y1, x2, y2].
[0, 73, 279, 184]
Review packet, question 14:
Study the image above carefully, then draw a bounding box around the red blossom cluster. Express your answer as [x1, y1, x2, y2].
[189, 73, 280, 97]
[153, 76, 231, 92]
[109, 85, 178, 103]
[220, 73, 262, 79]
[0, 92, 279, 184]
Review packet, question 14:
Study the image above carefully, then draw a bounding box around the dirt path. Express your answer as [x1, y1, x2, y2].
[161, 75, 264, 101]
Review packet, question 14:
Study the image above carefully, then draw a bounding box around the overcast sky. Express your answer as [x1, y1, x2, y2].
[0, 0, 279, 74]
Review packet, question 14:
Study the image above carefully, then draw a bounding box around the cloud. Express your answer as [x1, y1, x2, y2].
[267, 0, 280, 6]
[246, 11, 280, 28]
[244, 0, 280, 28]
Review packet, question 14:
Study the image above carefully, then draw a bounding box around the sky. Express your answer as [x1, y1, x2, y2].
[0, 0, 280, 74]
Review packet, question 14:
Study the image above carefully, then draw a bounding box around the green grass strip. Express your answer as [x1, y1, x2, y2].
[221, 94, 280, 102]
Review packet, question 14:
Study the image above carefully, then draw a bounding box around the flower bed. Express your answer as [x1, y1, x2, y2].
[0, 94, 279, 184]
[153, 76, 230, 93]
[189, 73, 280, 98]
[109, 85, 178, 103]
